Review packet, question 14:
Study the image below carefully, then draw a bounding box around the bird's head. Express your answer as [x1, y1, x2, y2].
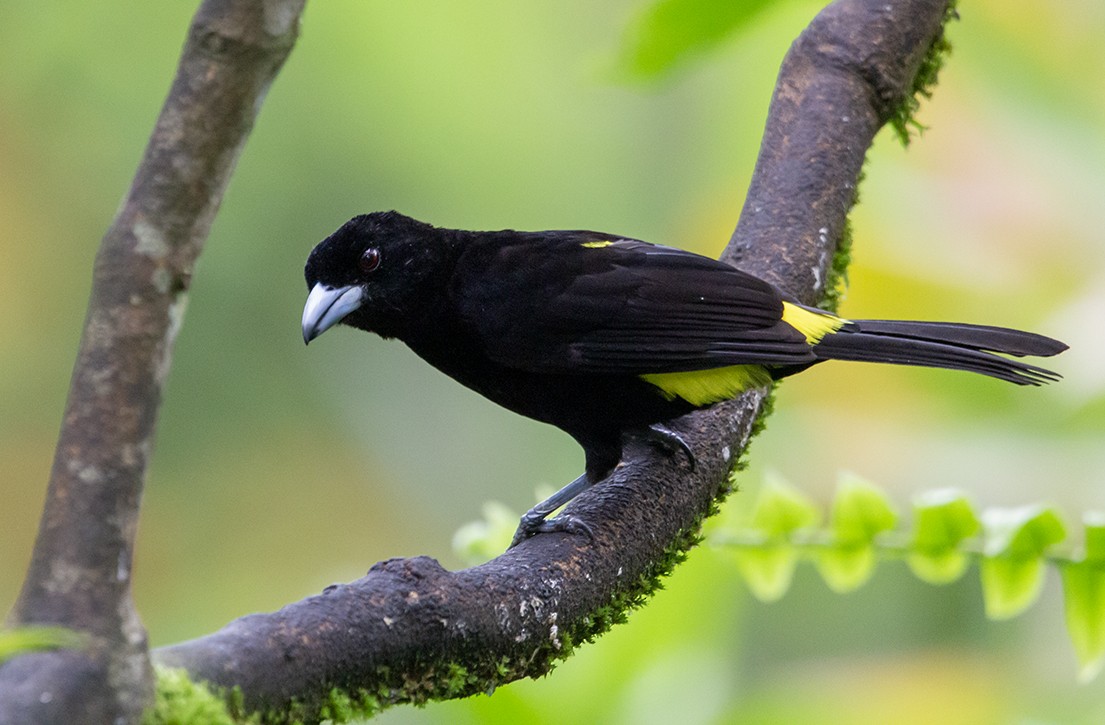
[301, 211, 453, 343]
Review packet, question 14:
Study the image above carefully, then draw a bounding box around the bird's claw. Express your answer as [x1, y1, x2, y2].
[509, 512, 594, 548]
[641, 423, 696, 471]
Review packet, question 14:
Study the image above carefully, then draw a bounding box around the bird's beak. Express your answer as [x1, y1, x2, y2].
[302, 283, 365, 344]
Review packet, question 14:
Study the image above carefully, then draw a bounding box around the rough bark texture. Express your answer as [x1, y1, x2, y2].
[153, 0, 952, 722]
[0, 1, 306, 723]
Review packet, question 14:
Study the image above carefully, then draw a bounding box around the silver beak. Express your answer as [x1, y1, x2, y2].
[302, 283, 365, 344]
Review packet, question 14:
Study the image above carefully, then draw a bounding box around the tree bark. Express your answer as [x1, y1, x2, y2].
[0, 1, 306, 722]
[153, 0, 952, 722]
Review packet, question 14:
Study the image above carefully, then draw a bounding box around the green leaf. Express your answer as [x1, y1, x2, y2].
[981, 556, 1048, 621]
[817, 546, 877, 595]
[828, 473, 898, 543]
[983, 504, 1067, 558]
[728, 475, 820, 602]
[0, 626, 84, 664]
[816, 473, 898, 593]
[1084, 511, 1105, 561]
[906, 489, 981, 584]
[1061, 513, 1105, 681]
[730, 546, 800, 603]
[980, 505, 1067, 620]
[612, 0, 773, 81]
[748, 474, 822, 537]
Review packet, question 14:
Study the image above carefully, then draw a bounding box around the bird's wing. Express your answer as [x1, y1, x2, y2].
[451, 232, 818, 375]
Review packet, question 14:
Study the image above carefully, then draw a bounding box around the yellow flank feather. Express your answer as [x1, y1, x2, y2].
[639, 305, 846, 405]
[781, 302, 847, 343]
[581, 240, 614, 248]
[640, 365, 774, 406]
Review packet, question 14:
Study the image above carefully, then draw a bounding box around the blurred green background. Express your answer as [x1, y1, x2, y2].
[2, 0, 1103, 722]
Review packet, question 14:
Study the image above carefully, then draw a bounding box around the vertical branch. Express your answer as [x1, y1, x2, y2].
[1, 0, 306, 722]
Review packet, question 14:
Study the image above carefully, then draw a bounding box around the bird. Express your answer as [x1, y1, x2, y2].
[301, 211, 1066, 546]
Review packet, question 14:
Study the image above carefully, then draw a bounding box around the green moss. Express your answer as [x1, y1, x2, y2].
[316, 687, 383, 723]
[815, 161, 861, 319]
[144, 666, 251, 725]
[143, 667, 388, 725]
[889, 0, 958, 146]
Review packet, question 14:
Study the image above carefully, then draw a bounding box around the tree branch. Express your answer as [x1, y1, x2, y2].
[0, 1, 306, 722]
[151, 0, 952, 722]
[726, 0, 949, 293]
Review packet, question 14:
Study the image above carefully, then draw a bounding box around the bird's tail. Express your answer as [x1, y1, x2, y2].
[805, 319, 1067, 385]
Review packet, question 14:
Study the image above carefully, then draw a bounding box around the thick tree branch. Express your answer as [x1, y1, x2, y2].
[152, 0, 952, 722]
[726, 0, 949, 293]
[0, 1, 306, 722]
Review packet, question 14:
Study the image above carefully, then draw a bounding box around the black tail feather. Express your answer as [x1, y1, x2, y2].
[847, 319, 1068, 358]
[807, 320, 1066, 386]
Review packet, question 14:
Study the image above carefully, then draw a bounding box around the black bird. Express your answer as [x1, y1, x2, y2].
[301, 211, 1066, 545]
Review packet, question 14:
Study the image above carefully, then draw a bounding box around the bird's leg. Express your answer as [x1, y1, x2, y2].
[510, 472, 595, 547]
[638, 422, 696, 471]
[508, 426, 693, 547]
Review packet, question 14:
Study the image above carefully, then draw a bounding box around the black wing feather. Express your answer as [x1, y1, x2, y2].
[452, 232, 813, 375]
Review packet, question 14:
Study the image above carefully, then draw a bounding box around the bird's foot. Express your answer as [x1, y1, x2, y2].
[639, 422, 696, 471]
[508, 472, 595, 548]
[510, 511, 594, 548]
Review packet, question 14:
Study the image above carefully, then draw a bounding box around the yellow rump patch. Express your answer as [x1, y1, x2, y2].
[581, 240, 614, 249]
[641, 365, 773, 406]
[781, 302, 847, 344]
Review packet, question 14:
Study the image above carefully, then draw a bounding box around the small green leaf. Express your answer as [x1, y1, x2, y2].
[0, 626, 84, 664]
[1061, 514, 1105, 681]
[1084, 511, 1105, 562]
[907, 489, 981, 584]
[980, 505, 1067, 620]
[612, 0, 773, 81]
[817, 547, 877, 595]
[748, 474, 822, 537]
[453, 501, 518, 564]
[981, 557, 1048, 621]
[829, 473, 898, 543]
[727, 475, 820, 602]
[730, 546, 800, 603]
[983, 505, 1067, 558]
[816, 473, 898, 593]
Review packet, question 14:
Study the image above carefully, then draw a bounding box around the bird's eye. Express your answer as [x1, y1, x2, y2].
[358, 247, 382, 273]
